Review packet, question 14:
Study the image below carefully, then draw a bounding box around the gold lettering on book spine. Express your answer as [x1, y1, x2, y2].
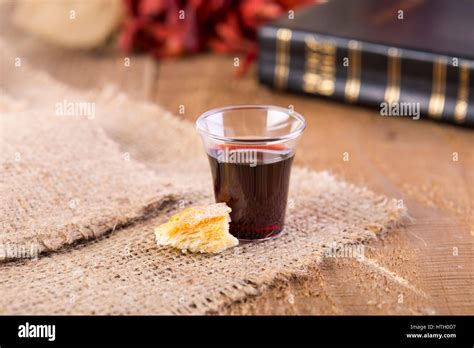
[302, 35, 336, 96]
[428, 57, 447, 119]
[344, 40, 362, 103]
[384, 48, 401, 105]
[274, 28, 292, 90]
[454, 63, 470, 123]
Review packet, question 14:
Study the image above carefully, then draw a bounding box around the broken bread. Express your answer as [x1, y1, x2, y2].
[154, 203, 238, 254]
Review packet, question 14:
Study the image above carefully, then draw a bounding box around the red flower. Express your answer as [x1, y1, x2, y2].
[120, 0, 315, 58]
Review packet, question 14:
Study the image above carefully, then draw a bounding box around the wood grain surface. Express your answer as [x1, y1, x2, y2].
[1, 6, 472, 315]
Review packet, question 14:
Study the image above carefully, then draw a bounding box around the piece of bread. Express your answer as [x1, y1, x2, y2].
[154, 203, 238, 254]
[13, 0, 123, 49]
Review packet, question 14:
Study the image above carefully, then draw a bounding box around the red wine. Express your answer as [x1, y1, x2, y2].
[207, 144, 294, 240]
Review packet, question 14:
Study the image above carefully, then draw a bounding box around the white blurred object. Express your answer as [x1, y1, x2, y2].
[13, 0, 124, 49]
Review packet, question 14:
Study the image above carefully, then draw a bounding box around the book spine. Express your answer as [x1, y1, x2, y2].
[258, 26, 474, 127]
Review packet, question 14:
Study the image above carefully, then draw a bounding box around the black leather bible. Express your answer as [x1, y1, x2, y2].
[258, 0, 474, 127]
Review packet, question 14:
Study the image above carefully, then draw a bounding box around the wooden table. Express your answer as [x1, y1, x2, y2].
[2, 14, 473, 315]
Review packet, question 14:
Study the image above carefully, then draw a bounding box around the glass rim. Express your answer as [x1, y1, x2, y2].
[195, 105, 306, 144]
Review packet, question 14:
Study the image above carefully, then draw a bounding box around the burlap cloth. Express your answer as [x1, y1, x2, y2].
[0, 40, 406, 314]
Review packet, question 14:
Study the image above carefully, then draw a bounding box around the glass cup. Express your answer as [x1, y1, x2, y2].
[196, 105, 306, 241]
